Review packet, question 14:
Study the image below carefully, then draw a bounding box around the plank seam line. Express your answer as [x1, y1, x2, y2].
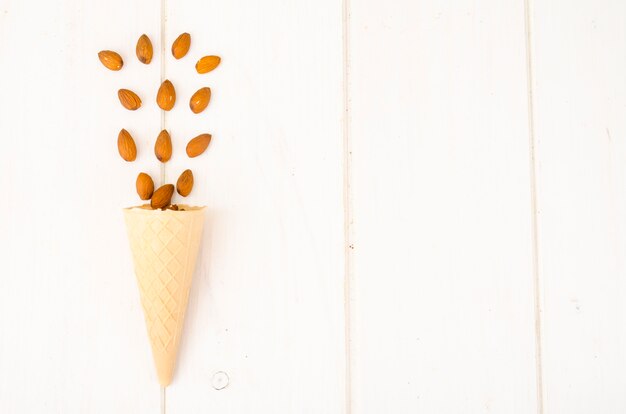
[159, 1, 167, 413]
[160, 386, 166, 414]
[159, 0, 167, 187]
[341, 0, 353, 412]
[523, 0, 545, 412]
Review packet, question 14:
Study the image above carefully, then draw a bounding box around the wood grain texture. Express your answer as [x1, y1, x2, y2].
[530, 1, 626, 412]
[348, 1, 539, 412]
[0, 0, 163, 412]
[163, 1, 346, 413]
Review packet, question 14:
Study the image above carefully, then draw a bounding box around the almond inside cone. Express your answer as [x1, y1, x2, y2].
[124, 206, 205, 386]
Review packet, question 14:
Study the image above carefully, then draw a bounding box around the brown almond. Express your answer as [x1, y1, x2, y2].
[117, 129, 137, 161]
[156, 80, 176, 111]
[98, 50, 123, 71]
[136, 173, 154, 200]
[186, 133, 212, 158]
[154, 129, 172, 162]
[118, 89, 142, 110]
[171, 32, 191, 59]
[189, 87, 211, 114]
[176, 169, 194, 197]
[195, 55, 221, 74]
[151, 184, 175, 209]
[136, 34, 153, 64]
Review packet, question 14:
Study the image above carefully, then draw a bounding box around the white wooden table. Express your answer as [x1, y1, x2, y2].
[0, 0, 624, 412]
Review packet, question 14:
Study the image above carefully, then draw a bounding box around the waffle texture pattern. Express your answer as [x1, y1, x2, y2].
[124, 206, 205, 386]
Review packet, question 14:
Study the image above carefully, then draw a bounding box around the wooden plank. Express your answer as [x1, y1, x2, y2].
[348, 1, 539, 412]
[0, 0, 163, 412]
[162, 1, 346, 413]
[530, 1, 626, 412]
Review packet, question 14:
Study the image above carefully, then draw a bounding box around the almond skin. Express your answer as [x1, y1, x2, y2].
[118, 89, 142, 110]
[195, 55, 221, 74]
[156, 80, 176, 111]
[171, 32, 191, 59]
[154, 129, 172, 162]
[117, 129, 137, 161]
[189, 87, 211, 114]
[136, 173, 154, 200]
[98, 50, 123, 71]
[176, 169, 194, 197]
[136, 34, 153, 64]
[186, 134, 212, 158]
[151, 184, 175, 209]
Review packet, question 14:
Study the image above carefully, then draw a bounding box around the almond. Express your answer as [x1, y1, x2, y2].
[117, 129, 137, 161]
[98, 50, 123, 71]
[176, 169, 194, 196]
[154, 129, 172, 162]
[151, 184, 175, 209]
[156, 80, 176, 111]
[136, 34, 153, 64]
[195, 55, 221, 74]
[186, 133, 212, 158]
[189, 87, 211, 114]
[171, 32, 191, 59]
[118, 89, 142, 110]
[136, 172, 154, 200]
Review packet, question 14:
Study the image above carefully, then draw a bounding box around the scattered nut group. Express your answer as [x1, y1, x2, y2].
[99, 32, 221, 210]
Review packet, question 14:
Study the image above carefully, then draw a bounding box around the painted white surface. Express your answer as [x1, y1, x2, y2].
[348, 1, 539, 413]
[0, 0, 624, 413]
[0, 0, 344, 413]
[162, 1, 345, 413]
[530, 1, 626, 412]
[0, 1, 162, 412]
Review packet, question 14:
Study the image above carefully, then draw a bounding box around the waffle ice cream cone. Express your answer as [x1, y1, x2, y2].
[123, 205, 205, 387]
